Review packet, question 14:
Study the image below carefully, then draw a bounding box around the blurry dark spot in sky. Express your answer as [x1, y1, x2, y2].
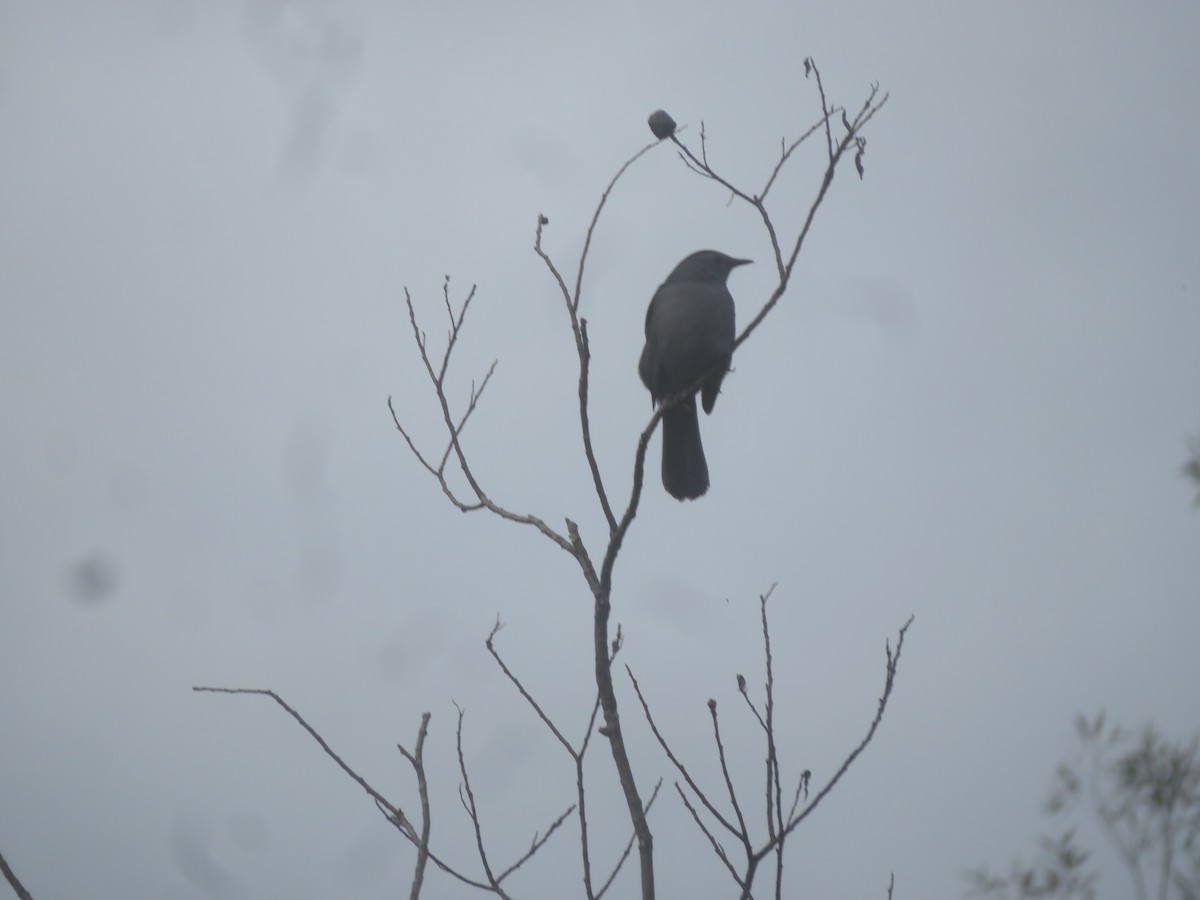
[840, 275, 920, 335]
[295, 539, 343, 607]
[226, 809, 271, 852]
[65, 554, 120, 605]
[169, 811, 244, 898]
[283, 417, 332, 508]
[241, 0, 364, 179]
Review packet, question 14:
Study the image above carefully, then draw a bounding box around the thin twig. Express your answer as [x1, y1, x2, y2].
[486, 619, 575, 756]
[667, 64, 887, 352]
[759, 110, 838, 201]
[192, 686, 411, 833]
[395, 286, 574, 554]
[757, 615, 914, 860]
[576, 692, 605, 900]
[487, 618, 614, 899]
[757, 587, 786, 899]
[532, 215, 622, 546]
[805, 57, 835, 162]
[785, 770, 811, 826]
[195, 685, 502, 893]
[709, 699, 752, 854]
[495, 804, 577, 883]
[574, 320, 617, 533]
[452, 703, 509, 898]
[627, 668, 741, 840]
[532, 129, 653, 539]
[677, 783, 744, 887]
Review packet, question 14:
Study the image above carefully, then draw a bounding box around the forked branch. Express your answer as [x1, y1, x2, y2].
[628, 599, 913, 900]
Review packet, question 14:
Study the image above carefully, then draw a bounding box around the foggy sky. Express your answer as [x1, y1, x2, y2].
[1, 1, 1198, 898]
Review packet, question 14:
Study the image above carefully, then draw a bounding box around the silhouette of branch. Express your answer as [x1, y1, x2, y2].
[759, 615, 914, 854]
[596, 779, 664, 900]
[396, 713, 432, 900]
[487, 618, 603, 898]
[669, 60, 888, 346]
[389, 283, 573, 554]
[676, 784, 744, 887]
[193, 686, 412, 831]
[806, 57, 836, 161]
[451, 701, 576, 897]
[190, 686, 516, 897]
[0, 849, 34, 900]
[757, 587, 786, 896]
[453, 702, 508, 897]
[760, 110, 839, 201]
[627, 668, 742, 841]
[709, 699, 751, 850]
[628, 600, 913, 900]
[532, 140, 657, 536]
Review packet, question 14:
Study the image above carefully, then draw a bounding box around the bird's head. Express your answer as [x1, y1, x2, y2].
[667, 250, 752, 285]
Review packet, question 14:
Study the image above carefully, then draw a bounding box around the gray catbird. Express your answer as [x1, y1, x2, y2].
[638, 250, 751, 500]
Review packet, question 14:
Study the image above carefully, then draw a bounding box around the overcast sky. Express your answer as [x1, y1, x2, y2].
[2, 1, 1198, 898]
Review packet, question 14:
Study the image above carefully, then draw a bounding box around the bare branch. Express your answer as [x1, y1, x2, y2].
[495, 803, 577, 884]
[761, 615, 915, 858]
[397, 712, 432, 900]
[708, 699, 753, 854]
[595, 591, 654, 895]
[575, 319, 618, 533]
[627, 667, 742, 840]
[195, 685, 504, 894]
[570, 143, 658, 314]
[192, 686, 412, 834]
[438, 363, 499, 472]
[596, 779, 664, 900]
[393, 286, 574, 554]
[487, 619, 576, 756]
[531, 138, 658, 537]
[677, 783, 745, 888]
[487, 618, 614, 900]
[738, 672, 769, 734]
[757, 587, 786, 897]
[452, 703, 511, 899]
[449, 703, 577, 896]
[759, 110, 838, 201]
[666, 64, 887, 352]
[576, 691, 606, 900]
[0, 849, 34, 900]
[804, 57, 836, 162]
[785, 770, 811, 827]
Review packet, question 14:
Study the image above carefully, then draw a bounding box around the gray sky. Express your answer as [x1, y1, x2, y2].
[2, 1, 1198, 898]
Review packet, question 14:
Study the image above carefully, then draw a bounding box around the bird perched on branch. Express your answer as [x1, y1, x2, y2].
[638, 250, 751, 501]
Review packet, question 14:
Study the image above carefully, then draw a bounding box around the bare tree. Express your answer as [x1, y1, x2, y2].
[195, 59, 906, 900]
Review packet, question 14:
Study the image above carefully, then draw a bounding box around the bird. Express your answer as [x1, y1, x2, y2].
[638, 250, 751, 500]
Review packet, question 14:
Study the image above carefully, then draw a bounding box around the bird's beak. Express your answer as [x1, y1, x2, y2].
[732, 258, 753, 268]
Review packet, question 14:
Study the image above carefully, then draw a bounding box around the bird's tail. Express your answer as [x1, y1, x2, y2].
[661, 399, 709, 501]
